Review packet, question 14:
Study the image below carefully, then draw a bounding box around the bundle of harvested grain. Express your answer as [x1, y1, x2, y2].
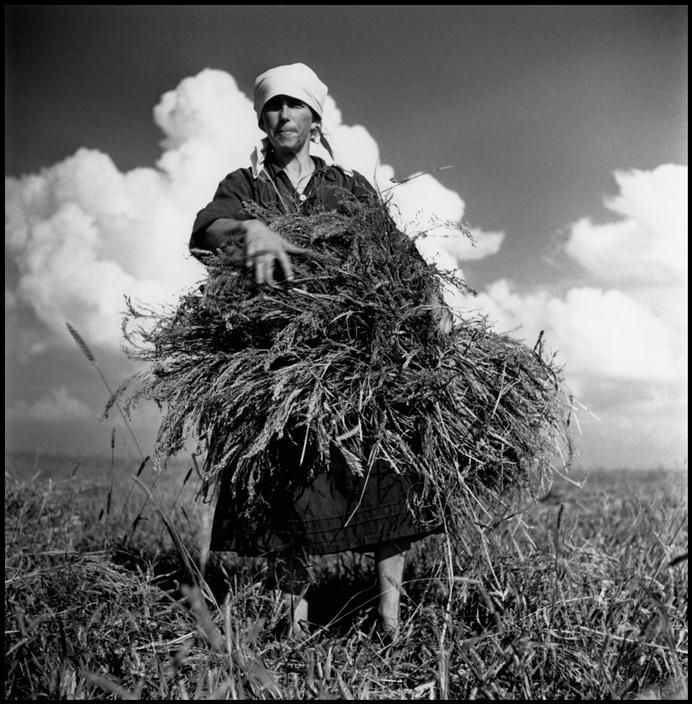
[110, 198, 572, 536]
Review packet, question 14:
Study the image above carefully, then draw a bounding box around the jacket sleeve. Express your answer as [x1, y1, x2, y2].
[190, 170, 255, 245]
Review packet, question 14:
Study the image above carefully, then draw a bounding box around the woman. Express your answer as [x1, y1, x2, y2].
[190, 62, 446, 639]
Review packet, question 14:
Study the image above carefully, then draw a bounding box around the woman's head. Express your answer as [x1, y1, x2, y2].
[254, 63, 329, 157]
[254, 63, 335, 159]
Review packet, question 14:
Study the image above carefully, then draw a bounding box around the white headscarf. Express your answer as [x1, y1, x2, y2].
[253, 62, 328, 124]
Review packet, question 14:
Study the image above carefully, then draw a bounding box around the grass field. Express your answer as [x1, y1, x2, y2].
[5, 449, 688, 700]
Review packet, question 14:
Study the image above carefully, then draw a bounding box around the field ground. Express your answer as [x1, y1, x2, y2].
[5, 450, 688, 700]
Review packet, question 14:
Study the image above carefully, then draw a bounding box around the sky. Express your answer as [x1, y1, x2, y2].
[5, 5, 688, 472]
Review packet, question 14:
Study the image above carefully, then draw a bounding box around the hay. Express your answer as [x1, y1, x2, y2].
[109, 197, 573, 535]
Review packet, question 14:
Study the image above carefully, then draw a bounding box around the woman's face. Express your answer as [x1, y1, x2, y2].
[261, 95, 317, 155]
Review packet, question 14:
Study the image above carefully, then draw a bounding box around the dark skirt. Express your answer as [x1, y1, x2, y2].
[209, 457, 441, 556]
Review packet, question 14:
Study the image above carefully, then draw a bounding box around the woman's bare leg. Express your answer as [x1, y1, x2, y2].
[374, 539, 410, 637]
[281, 589, 309, 637]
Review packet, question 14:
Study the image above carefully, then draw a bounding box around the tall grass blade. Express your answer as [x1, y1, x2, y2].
[106, 428, 115, 518]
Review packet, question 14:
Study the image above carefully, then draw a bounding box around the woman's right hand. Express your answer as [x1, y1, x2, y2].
[241, 219, 309, 285]
[197, 217, 310, 284]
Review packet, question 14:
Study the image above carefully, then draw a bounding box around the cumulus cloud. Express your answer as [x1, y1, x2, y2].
[464, 280, 685, 386]
[566, 164, 687, 285]
[380, 172, 505, 272]
[5, 149, 201, 348]
[5, 68, 493, 353]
